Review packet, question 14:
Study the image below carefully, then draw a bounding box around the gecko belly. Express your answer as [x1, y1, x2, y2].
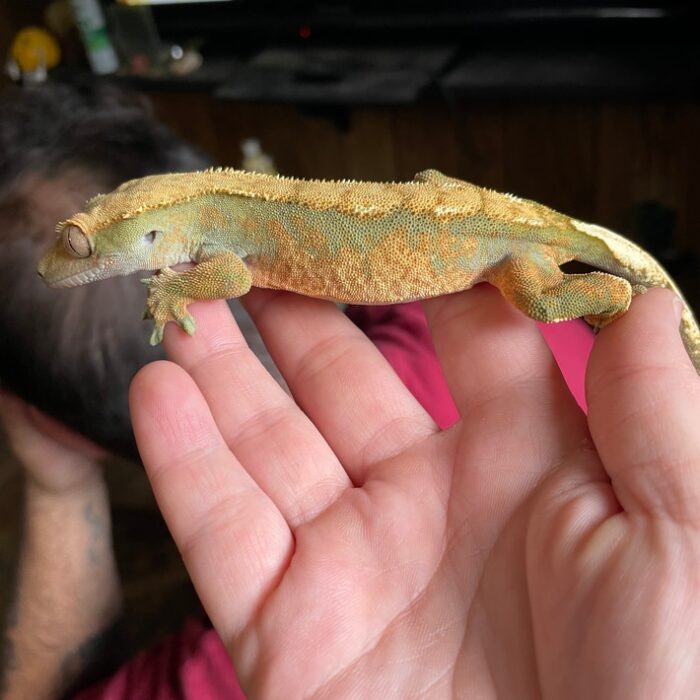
[249, 231, 487, 304]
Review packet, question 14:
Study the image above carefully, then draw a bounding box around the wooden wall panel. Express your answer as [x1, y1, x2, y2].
[341, 110, 396, 182]
[448, 105, 506, 190]
[595, 105, 650, 234]
[390, 104, 462, 180]
[501, 105, 597, 219]
[148, 92, 220, 157]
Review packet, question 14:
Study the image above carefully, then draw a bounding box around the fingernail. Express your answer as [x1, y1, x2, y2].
[672, 295, 684, 325]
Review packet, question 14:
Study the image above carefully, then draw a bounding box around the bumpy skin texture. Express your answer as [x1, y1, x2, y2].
[37, 168, 700, 370]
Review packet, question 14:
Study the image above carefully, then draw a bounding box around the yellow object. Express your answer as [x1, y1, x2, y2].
[10, 27, 61, 72]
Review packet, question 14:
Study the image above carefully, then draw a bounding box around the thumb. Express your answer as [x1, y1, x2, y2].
[586, 288, 700, 523]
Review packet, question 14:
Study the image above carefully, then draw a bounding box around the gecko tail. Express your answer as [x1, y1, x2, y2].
[570, 218, 700, 375]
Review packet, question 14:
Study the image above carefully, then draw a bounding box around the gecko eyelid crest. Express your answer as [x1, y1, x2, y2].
[62, 225, 92, 258]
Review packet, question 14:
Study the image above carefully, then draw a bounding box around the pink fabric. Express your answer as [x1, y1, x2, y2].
[536, 320, 593, 412]
[345, 303, 460, 428]
[347, 303, 593, 417]
[73, 618, 244, 700]
[74, 301, 591, 700]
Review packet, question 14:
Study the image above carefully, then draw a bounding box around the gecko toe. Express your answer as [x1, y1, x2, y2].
[149, 324, 165, 346]
[179, 314, 196, 336]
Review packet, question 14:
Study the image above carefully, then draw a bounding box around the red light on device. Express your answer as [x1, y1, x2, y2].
[299, 25, 311, 39]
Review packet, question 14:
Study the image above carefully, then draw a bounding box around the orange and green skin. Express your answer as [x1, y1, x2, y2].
[38, 168, 700, 371]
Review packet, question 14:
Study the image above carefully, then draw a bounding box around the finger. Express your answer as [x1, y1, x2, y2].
[130, 360, 292, 639]
[586, 288, 700, 524]
[0, 390, 106, 461]
[162, 300, 351, 528]
[243, 289, 438, 484]
[422, 285, 588, 522]
[424, 284, 586, 441]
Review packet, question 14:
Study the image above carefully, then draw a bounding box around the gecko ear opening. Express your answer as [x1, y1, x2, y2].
[144, 230, 161, 245]
[62, 225, 92, 258]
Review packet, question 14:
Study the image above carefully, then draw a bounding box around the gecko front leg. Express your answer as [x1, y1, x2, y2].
[141, 251, 252, 345]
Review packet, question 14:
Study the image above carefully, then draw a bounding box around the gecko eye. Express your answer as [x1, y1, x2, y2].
[144, 230, 161, 245]
[62, 225, 92, 258]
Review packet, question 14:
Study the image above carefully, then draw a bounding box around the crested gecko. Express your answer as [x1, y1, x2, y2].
[37, 168, 700, 372]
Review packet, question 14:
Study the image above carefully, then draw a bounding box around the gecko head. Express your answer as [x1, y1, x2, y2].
[38, 204, 196, 288]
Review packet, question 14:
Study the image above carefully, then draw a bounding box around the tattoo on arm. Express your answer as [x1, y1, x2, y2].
[83, 501, 106, 564]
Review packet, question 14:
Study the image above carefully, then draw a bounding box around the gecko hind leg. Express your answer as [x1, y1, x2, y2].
[487, 254, 633, 328]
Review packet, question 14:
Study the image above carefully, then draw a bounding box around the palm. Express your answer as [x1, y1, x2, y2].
[130, 286, 700, 698]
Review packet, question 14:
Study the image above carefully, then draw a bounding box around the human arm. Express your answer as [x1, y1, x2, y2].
[0, 395, 122, 700]
[129, 286, 700, 698]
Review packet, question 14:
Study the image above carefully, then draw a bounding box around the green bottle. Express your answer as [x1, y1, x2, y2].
[70, 0, 119, 74]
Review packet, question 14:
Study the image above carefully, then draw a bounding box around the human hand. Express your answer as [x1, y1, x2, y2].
[0, 391, 107, 494]
[129, 286, 700, 698]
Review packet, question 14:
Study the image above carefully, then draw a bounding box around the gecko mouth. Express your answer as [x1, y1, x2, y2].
[45, 267, 109, 288]
[42, 260, 177, 289]
[171, 261, 195, 272]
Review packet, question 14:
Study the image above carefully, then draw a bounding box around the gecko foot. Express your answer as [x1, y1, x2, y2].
[142, 269, 197, 344]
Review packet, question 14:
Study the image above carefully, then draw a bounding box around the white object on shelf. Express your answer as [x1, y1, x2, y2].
[70, 0, 119, 74]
